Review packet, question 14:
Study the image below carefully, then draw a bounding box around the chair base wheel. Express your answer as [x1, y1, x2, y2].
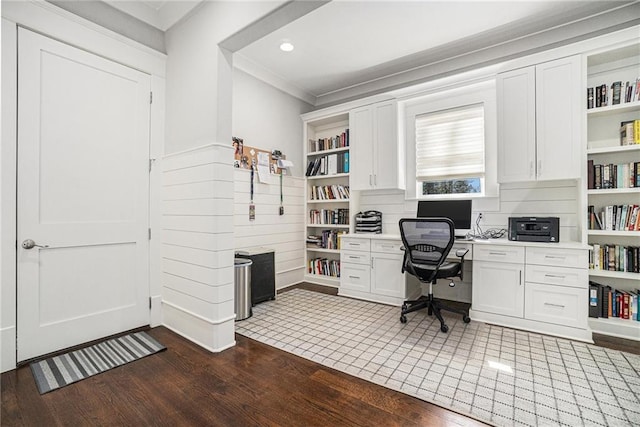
[440, 324, 449, 333]
[463, 315, 471, 323]
[400, 315, 407, 324]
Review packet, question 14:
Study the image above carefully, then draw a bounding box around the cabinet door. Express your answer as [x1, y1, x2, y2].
[535, 55, 581, 181]
[472, 261, 524, 317]
[370, 253, 404, 298]
[497, 67, 536, 183]
[372, 101, 403, 190]
[349, 106, 374, 190]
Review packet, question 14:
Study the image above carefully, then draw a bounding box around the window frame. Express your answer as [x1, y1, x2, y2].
[402, 79, 498, 200]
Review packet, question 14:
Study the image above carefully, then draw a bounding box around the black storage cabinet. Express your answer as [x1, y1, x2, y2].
[235, 247, 276, 305]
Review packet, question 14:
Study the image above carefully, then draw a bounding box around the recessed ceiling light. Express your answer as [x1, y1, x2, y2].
[279, 41, 294, 52]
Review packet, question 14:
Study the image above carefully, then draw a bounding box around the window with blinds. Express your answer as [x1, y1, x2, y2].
[415, 103, 485, 195]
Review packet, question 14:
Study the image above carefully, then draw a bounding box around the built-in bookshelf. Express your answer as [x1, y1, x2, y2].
[585, 42, 640, 341]
[302, 112, 355, 287]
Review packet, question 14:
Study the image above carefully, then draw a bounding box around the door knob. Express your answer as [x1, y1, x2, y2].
[22, 239, 49, 250]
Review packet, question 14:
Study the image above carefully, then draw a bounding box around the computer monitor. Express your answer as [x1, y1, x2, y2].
[417, 200, 472, 238]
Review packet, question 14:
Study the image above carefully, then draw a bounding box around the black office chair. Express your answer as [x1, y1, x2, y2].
[399, 218, 470, 333]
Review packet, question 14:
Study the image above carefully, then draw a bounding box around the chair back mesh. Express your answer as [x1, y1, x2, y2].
[399, 218, 455, 267]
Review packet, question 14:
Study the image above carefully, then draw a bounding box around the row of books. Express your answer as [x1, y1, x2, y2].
[305, 153, 350, 176]
[306, 230, 347, 250]
[309, 208, 349, 225]
[587, 79, 640, 109]
[310, 185, 350, 200]
[589, 281, 639, 321]
[308, 129, 349, 153]
[587, 160, 640, 189]
[589, 244, 640, 273]
[588, 204, 640, 231]
[308, 258, 340, 277]
[620, 120, 640, 145]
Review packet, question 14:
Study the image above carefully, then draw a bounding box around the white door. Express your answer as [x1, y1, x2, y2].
[17, 28, 151, 361]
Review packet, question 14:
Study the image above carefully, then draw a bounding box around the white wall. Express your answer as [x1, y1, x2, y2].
[232, 68, 313, 178]
[232, 69, 312, 289]
[164, 1, 283, 155]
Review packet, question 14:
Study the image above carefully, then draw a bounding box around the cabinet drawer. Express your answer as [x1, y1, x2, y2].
[524, 282, 587, 329]
[341, 238, 370, 252]
[341, 250, 370, 266]
[525, 264, 587, 289]
[371, 239, 403, 254]
[526, 247, 586, 269]
[473, 245, 524, 263]
[340, 263, 371, 292]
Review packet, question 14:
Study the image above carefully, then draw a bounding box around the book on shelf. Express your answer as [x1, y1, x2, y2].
[310, 184, 350, 200]
[308, 129, 349, 153]
[620, 120, 640, 145]
[309, 208, 349, 225]
[587, 161, 639, 189]
[611, 81, 622, 105]
[305, 152, 350, 177]
[589, 243, 640, 273]
[588, 204, 640, 231]
[587, 281, 640, 322]
[308, 257, 340, 277]
[589, 79, 640, 108]
[587, 87, 594, 109]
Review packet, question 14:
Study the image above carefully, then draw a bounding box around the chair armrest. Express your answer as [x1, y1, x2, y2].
[455, 249, 469, 259]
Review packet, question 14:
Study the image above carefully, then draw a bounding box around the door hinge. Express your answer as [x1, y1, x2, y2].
[148, 228, 151, 240]
[150, 91, 153, 104]
[149, 158, 155, 172]
[149, 297, 152, 310]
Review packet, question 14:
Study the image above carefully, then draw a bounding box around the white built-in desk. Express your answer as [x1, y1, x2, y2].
[339, 234, 593, 343]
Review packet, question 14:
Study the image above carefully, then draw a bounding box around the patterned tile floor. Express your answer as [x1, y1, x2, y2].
[236, 289, 640, 427]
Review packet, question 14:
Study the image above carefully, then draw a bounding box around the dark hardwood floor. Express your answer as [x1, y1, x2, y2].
[3, 284, 638, 426]
[2, 326, 486, 426]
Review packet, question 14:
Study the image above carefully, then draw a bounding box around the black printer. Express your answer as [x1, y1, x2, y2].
[508, 217, 559, 243]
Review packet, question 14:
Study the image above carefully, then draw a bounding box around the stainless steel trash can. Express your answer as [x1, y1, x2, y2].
[234, 258, 252, 321]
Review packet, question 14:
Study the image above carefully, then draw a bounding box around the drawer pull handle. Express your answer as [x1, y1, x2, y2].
[348, 256, 360, 259]
[489, 252, 507, 256]
[544, 274, 566, 279]
[348, 275, 360, 279]
[544, 302, 565, 308]
[545, 255, 565, 260]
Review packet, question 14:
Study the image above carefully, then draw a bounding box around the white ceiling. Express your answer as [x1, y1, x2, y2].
[103, 0, 639, 106]
[231, 0, 639, 106]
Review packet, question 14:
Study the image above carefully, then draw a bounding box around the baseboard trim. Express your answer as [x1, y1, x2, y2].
[1, 326, 16, 373]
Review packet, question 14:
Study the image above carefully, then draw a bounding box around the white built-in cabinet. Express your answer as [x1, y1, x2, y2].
[349, 100, 404, 191]
[497, 55, 582, 183]
[339, 235, 420, 305]
[470, 241, 591, 342]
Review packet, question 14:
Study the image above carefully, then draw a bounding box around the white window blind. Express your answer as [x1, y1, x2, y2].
[415, 104, 485, 180]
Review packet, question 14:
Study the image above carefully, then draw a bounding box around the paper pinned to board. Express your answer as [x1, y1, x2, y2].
[256, 153, 275, 183]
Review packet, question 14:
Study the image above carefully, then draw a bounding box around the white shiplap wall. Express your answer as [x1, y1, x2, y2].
[160, 143, 236, 352]
[358, 180, 579, 242]
[234, 169, 305, 290]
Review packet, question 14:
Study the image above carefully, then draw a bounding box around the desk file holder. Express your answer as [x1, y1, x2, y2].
[354, 211, 382, 234]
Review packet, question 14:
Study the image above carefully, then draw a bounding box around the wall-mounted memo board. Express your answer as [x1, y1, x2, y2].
[233, 142, 284, 174]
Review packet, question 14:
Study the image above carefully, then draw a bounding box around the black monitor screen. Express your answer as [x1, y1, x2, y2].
[417, 200, 472, 231]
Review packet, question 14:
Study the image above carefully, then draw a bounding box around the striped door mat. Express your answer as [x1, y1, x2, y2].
[30, 331, 166, 394]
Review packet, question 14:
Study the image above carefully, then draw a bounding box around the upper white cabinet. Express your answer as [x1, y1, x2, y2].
[350, 100, 405, 191]
[497, 55, 582, 183]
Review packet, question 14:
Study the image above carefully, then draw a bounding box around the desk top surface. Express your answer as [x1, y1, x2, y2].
[342, 233, 591, 250]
